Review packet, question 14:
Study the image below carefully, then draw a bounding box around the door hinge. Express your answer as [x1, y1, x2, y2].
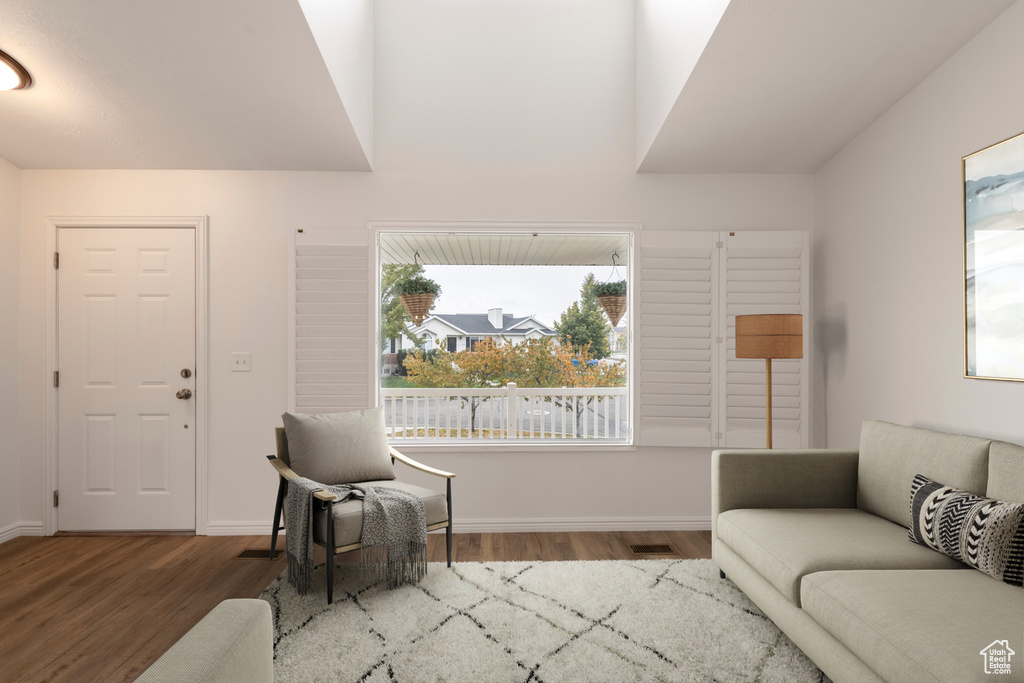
[53, 490, 59, 508]
[53, 252, 59, 269]
[54, 370, 59, 388]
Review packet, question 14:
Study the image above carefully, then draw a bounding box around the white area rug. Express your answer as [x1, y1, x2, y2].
[260, 559, 827, 683]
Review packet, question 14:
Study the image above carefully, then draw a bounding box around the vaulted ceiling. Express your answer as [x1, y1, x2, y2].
[637, 0, 1016, 173]
[0, 0, 1014, 173]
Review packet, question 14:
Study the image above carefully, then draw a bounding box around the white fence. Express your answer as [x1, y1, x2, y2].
[382, 382, 628, 441]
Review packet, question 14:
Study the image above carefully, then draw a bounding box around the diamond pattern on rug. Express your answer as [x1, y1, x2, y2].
[261, 559, 829, 683]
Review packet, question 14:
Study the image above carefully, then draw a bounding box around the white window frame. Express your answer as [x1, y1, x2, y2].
[371, 220, 638, 449]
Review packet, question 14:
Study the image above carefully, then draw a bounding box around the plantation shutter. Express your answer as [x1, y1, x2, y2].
[638, 231, 719, 447]
[289, 229, 373, 414]
[718, 231, 809, 448]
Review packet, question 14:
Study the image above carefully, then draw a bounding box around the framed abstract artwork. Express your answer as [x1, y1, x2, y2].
[964, 130, 1024, 381]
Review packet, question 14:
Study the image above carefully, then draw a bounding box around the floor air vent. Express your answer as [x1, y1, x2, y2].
[629, 544, 676, 555]
[237, 549, 282, 560]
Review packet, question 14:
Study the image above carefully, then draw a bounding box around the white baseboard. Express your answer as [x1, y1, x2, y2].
[452, 517, 711, 534]
[0, 522, 45, 544]
[204, 521, 276, 536]
[201, 517, 711, 537]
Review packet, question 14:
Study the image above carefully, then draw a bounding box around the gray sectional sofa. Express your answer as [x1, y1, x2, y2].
[712, 420, 1024, 683]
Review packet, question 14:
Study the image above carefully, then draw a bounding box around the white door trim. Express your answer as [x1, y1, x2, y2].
[44, 216, 210, 536]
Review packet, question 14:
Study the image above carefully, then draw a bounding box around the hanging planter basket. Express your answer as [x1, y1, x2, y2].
[597, 295, 627, 326]
[399, 293, 436, 326]
[395, 273, 441, 327]
[594, 280, 627, 326]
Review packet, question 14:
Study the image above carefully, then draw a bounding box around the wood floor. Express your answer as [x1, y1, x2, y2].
[0, 530, 711, 682]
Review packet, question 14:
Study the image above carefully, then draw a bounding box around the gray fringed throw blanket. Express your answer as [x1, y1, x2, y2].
[285, 477, 427, 595]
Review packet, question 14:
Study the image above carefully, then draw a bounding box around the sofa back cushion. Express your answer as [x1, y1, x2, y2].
[988, 440, 1024, 504]
[858, 420, 990, 528]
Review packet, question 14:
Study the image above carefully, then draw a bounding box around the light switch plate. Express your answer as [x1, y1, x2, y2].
[231, 352, 251, 372]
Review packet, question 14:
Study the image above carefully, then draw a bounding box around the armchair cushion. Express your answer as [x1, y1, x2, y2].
[282, 409, 395, 485]
[313, 480, 448, 548]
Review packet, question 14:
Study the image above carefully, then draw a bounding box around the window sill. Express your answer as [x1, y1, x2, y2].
[389, 438, 635, 454]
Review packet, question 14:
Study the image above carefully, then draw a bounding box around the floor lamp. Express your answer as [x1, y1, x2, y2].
[734, 314, 803, 449]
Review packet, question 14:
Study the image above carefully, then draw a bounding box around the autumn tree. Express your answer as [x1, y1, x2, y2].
[507, 337, 562, 387]
[549, 339, 625, 435]
[404, 337, 519, 434]
[404, 336, 624, 437]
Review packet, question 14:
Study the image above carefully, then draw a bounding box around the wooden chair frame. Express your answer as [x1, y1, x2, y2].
[267, 427, 454, 603]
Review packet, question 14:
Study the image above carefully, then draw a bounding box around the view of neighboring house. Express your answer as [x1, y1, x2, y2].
[402, 307, 555, 353]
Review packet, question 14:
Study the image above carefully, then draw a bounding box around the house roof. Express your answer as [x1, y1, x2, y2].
[417, 313, 554, 337]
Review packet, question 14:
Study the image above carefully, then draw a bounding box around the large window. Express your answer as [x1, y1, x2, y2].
[377, 226, 634, 445]
[288, 226, 808, 450]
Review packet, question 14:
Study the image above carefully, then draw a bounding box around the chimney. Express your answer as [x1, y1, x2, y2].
[488, 308, 503, 329]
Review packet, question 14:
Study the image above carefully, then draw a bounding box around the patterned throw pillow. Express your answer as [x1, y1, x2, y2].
[909, 474, 1024, 586]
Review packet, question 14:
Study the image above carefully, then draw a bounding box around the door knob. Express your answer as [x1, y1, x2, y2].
[176, 389, 193, 400]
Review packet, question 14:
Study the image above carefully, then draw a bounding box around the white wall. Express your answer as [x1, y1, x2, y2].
[814, 0, 1024, 448]
[15, 0, 814, 533]
[0, 156, 21, 540]
[17, 170, 812, 533]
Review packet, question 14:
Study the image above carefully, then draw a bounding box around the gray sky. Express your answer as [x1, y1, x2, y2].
[423, 264, 629, 328]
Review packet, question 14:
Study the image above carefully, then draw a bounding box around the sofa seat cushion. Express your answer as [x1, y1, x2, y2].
[802, 569, 1024, 683]
[312, 480, 448, 548]
[716, 508, 965, 606]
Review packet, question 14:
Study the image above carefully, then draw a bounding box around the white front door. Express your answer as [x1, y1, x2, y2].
[57, 228, 196, 531]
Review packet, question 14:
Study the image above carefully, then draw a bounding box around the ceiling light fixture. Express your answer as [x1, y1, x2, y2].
[0, 48, 32, 90]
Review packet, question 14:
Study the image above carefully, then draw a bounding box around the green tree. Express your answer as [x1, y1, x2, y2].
[380, 264, 438, 350]
[555, 273, 611, 358]
[581, 272, 601, 310]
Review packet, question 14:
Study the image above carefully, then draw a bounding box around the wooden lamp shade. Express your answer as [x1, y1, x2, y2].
[735, 314, 803, 448]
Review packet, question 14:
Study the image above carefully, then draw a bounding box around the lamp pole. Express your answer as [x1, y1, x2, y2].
[765, 358, 773, 449]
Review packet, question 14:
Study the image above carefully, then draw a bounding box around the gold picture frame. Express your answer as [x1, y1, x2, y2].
[963, 130, 1024, 381]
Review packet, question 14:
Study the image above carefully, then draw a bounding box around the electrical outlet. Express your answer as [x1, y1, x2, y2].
[231, 352, 251, 372]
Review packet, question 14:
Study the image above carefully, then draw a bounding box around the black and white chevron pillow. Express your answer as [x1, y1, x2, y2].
[909, 474, 1024, 587]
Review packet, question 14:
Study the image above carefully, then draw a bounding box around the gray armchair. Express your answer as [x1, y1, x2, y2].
[268, 424, 454, 604]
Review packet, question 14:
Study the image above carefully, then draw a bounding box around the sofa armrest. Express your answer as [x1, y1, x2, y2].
[135, 599, 273, 683]
[712, 449, 859, 544]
